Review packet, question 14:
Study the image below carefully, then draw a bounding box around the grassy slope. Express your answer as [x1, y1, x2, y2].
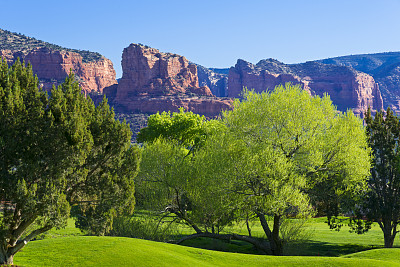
[344, 248, 400, 265]
[14, 236, 400, 267]
[12, 217, 400, 266]
[181, 217, 399, 256]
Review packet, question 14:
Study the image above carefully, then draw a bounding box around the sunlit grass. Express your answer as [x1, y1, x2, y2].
[12, 215, 400, 266]
[14, 236, 400, 267]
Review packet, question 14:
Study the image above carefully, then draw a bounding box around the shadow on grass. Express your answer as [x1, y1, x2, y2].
[285, 241, 383, 257]
[176, 236, 385, 257]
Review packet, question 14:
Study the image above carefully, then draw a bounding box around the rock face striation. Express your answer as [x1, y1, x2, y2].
[111, 44, 232, 117]
[318, 52, 400, 111]
[228, 58, 383, 115]
[196, 64, 229, 97]
[0, 29, 117, 94]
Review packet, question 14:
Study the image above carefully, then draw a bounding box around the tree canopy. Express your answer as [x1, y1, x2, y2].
[196, 84, 370, 255]
[359, 107, 400, 248]
[136, 84, 371, 256]
[0, 59, 140, 265]
[136, 108, 208, 153]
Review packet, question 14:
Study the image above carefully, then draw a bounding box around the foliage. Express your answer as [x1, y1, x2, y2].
[356, 107, 400, 248]
[0, 59, 140, 264]
[108, 214, 179, 242]
[136, 84, 370, 256]
[205, 84, 371, 255]
[136, 108, 207, 152]
[0, 29, 102, 62]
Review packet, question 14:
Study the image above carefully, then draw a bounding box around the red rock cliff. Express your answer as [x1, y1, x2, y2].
[113, 44, 231, 116]
[228, 59, 383, 115]
[1, 47, 117, 94]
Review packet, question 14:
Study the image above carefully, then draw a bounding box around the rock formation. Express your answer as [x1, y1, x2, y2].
[228, 58, 383, 115]
[318, 52, 400, 111]
[0, 29, 117, 94]
[112, 44, 232, 117]
[196, 64, 228, 97]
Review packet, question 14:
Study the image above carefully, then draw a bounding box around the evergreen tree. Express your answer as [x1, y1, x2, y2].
[0, 59, 140, 265]
[363, 107, 400, 247]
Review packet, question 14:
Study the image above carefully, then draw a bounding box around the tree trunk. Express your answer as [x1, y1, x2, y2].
[379, 220, 397, 248]
[0, 248, 14, 265]
[383, 231, 396, 248]
[257, 212, 284, 256]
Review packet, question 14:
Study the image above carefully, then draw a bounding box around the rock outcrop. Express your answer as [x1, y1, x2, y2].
[318, 52, 400, 111]
[112, 44, 232, 117]
[228, 58, 383, 115]
[196, 64, 228, 97]
[1, 47, 117, 94]
[0, 29, 117, 94]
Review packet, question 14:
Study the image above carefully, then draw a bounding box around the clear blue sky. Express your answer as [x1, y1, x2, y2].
[2, 0, 400, 78]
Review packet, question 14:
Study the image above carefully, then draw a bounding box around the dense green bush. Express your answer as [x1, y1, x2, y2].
[109, 215, 179, 242]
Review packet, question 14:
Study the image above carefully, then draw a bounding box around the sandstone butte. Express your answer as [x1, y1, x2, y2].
[0, 47, 117, 94]
[106, 43, 233, 117]
[227, 58, 384, 116]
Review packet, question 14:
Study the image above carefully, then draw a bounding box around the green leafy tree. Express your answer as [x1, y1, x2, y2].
[189, 84, 371, 255]
[135, 139, 201, 232]
[0, 59, 140, 265]
[137, 84, 371, 256]
[360, 107, 400, 247]
[136, 111, 241, 236]
[136, 108, 207, 152]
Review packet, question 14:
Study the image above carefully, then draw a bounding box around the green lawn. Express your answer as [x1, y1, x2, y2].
[14, 236, 400, 266]
[12, 217, 400, 266]
[180, 217, 398, 256]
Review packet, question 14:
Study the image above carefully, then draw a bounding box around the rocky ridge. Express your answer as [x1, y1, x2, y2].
[0, 29, 117, 94]
[225, 58, 383, 115]
[108, 43, 232, 117]
[318, 52, 400, 111]
[196, 64, 228, 97]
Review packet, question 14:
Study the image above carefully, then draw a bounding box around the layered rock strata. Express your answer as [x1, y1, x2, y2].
[113, 44, 232, 117]
[0, 47, 117, 94]
[318, 52, 400, 111]
[228, 58, 383, 115]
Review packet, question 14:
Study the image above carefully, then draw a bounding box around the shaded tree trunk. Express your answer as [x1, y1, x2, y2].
[0, 246, 14, 265]
[0, 221, 52, 265]
[380, 221, 397, 248]
[384, 232, 396, 248]
[257, 212, 284, 256]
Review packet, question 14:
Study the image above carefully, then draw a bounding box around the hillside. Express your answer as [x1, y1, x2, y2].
[0, 29, 117, 94]
[318, 52, 400, 111]
[0, 29, 102, 62]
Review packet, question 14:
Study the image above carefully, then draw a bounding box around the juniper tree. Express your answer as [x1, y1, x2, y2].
[0, 59, 140, 265]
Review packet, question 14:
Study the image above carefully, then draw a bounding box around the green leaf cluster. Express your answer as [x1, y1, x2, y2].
[0, 59, 140, 264]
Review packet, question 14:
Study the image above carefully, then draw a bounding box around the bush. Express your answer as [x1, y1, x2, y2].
[108, 215, 179, 242]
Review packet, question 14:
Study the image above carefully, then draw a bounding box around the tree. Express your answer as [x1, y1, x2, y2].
[361, 107, 400, 247]
[137, 84, 371, 256]
[0, 59, 140, 265]
[136, 112, 248, 244]
[135, 110, 230, 234]
[197, 84, 371, 255]
[136, 108, 207, 152]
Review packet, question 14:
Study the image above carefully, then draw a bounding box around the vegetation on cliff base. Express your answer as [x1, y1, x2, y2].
[0, 29, 102, 62]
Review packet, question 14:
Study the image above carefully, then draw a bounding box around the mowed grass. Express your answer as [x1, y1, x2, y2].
[181, 217, 399, 256]
[13, 236, 400, 266]
[344, 248, 400, 264]
[12, 217, 400, 266]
